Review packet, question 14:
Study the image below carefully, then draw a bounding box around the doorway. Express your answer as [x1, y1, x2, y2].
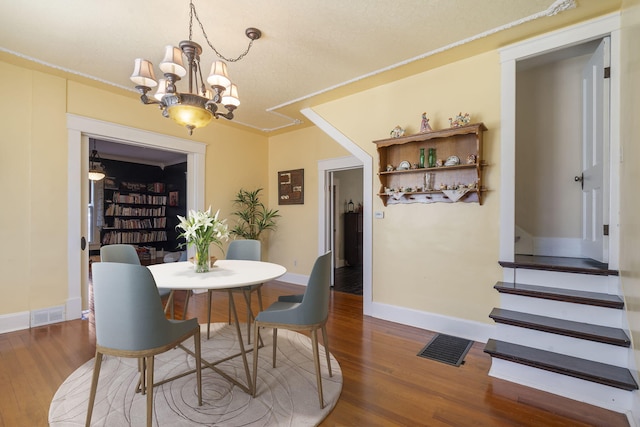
[514, 38, 608, 262]
[66, 115, 206, 319]
[499, 14, 620, 271]
[331, 168, 364, 295]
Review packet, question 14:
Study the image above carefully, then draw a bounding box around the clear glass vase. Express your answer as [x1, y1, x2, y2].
[194, 243, 210, 273]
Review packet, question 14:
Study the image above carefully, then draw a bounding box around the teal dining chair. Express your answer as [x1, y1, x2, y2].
[100, 244, 177, 317]
[87, 262, 202, 427]
[252, 251, 333, 408]
[206, 239, 264, 341]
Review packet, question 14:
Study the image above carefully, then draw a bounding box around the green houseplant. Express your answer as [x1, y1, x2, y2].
[230, 188, 280, 240]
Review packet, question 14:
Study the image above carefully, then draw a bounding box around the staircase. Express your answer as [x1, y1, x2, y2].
[484, 256, 638, 414]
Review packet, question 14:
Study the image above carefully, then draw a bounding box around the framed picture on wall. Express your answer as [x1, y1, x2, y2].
[169, 191, 179, 207]
[278, 169, 304, 205]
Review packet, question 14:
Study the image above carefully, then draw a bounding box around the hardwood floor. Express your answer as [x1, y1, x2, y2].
[0, 280, 629, 426]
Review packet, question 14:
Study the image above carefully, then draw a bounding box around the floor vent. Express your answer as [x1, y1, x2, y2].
[417, 334, 473, 367]
[31, 306, 65, 327]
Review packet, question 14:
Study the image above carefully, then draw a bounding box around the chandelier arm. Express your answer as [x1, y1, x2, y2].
[189, 1, 259, 62]
[135, 86, 163, 106]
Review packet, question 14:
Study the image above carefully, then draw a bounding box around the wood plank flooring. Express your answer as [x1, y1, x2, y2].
[0, 280, 629, 426]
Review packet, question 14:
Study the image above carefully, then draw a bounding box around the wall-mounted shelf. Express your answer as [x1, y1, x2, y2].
[373, 123, 487, 205]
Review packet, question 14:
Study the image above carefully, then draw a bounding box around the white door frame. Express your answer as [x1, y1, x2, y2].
[499, 13, 621, 270]
[66, 115, 207, 320]
[304, 108, 373, 315]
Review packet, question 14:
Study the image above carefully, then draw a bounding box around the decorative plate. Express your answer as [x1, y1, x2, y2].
[444, 156, 460, 166]
[397, 160, 411, 170]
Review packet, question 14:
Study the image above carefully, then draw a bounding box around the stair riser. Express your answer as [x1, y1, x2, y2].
[499, 294, 624, 328]
[494, 324, 630, 366]
[488, 358, 632, 414]
[508, 269, 619, 293]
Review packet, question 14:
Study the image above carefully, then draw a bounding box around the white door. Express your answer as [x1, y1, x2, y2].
[580, 37, 610, 263]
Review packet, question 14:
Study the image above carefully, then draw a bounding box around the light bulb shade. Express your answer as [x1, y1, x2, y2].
[130, 58, 158, 87]
[154, 79, 167, 101]
[88, 169, 106, 181]
[88, 161, 106, 181]
[166, 93, 213, 130]
[222, 83, 240, 107]
[207, 61, 231, 88]
[159, 45, 187, 77]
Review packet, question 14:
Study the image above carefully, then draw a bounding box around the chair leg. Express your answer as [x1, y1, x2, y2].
[272, 328, 278, 368]
[321, 324, 332, 377]
[194, 327, 203, 406]
[311, 328, 325, 409]
[252, 323, 260, 397]
[146, 356, 154, 427]
[85, 351, 103, 427]
[207, 290, 213, 339]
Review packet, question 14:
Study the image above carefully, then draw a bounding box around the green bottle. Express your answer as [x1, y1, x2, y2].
[419, 148, 425, 168]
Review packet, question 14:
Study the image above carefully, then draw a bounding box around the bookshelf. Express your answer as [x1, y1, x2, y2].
[101, 180, 168, 260]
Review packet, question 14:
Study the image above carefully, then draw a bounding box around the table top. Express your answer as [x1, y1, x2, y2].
[147, 260, 287, 290]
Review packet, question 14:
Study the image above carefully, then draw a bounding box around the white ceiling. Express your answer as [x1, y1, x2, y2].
[0, 0, 620, 139]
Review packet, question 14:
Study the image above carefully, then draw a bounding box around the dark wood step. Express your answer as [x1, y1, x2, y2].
[484, 339, 638, 391]
[489, 308, 630, 347]
[494, 282, 624, 309]
[499, 255, 618, 276]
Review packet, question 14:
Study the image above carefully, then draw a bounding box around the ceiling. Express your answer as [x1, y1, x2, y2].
[1, 0, 620, 137]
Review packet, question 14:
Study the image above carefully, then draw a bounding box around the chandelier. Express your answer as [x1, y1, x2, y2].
[88, 140, 106, 181]
[130, 1, 261, 135]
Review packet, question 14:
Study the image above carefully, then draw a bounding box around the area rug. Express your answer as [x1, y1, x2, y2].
[49, 323, 342, 426]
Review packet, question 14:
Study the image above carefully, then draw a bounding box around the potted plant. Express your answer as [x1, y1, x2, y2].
[230, 188, 280, 240]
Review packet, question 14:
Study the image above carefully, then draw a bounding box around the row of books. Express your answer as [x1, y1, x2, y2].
[105, 204, 166, 217]
[111, 192, 168, 205]
[111, 217, 167, 229]
[120, 181, 166, 193]
[101, 230, 168, 245]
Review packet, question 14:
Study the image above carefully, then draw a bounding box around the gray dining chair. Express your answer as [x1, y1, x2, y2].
[87, 262, 202, 427]
[100, 244, 177, 318]
[252, 251, 333, 408]
[207, 239, 264, 341]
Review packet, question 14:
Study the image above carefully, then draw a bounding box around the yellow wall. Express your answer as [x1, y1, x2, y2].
[267, 126, 349, 272]
[0, 59, 268, 316]
[311, 51, 502, 323]
[619, 0, 640, 373]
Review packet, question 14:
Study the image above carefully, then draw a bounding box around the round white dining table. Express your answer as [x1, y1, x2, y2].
[147, 259, 286, 394]
[147, 259, 286, 290]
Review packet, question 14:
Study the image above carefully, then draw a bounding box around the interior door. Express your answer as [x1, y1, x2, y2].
[580, 37, 610, 263]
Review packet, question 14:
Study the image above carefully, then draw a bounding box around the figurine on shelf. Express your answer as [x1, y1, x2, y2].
[419, 112, 433, 133]
[466, 154, 477, 164]
[448, 112, 471, 127]
[390, 125, 405, 138]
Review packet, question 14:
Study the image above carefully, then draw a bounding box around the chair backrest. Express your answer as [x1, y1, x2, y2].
[227, 239, 261, 261]
[100, 244, 141, 265]
[296, 251, 332, 325]
[92, 262, 173, 351]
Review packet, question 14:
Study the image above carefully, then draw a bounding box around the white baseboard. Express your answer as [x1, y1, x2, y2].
[0, 311, 30, 334]
[279, 272, 309, 286]
[369, 301, 494, 344]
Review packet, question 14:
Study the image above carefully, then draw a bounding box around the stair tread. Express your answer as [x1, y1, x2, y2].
[494, 282, 624, 309]
[484, 339, 638, 391]
[499, 255, 618, 276]
[489, 308, 630, 347]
